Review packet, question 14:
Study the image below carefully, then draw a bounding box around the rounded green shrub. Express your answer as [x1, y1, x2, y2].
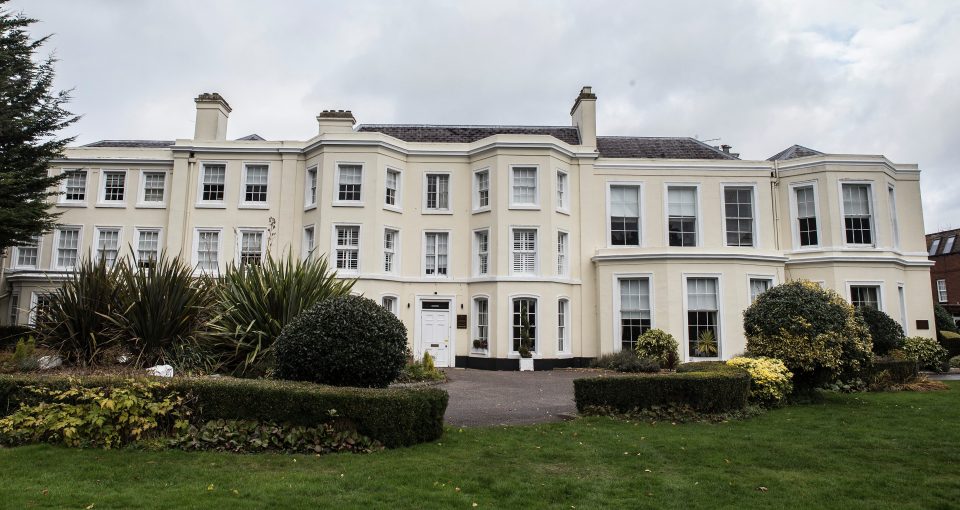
[856, 307, 905, 355]
[743, 280, 872, 390]
[901, 336, 949, 372]
[727, 357, 793, 407]
[274, 295, 409, 388]
[634, 329, 679, 369]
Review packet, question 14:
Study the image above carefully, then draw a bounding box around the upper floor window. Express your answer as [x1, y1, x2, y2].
[383, 228, 398, 273]
[888, 185, 899, 249]
[425, 173, 450, 211]
[850, 285, 880, 310]
[141, 171, 166, 204]
[795, 185, 819, 247]
[842, 183, 873, 245]
[557, 231, 569, 276]
[95, 227, 121, 267]
[474, 169, 490, 210]
[475, 230, 489, 276]
[14, 236, 40, 268]
[239, 230, 265, 266]
[667, 186, 698, 247]
[749, 277, 773, 303]
[101, 171, 126, 203]
[424, 232, 449, 277]
[687, 277, 720, 358]
[556, 170, 569, 211]
[55, 226, 81, 269]
[510, 166, 538, 207]
[61, 170, 87, 203]
[609, 185, 640, 246]
[334, 225, 360, 272]
[135, 228, 161, 267]
[944, 236, 956, 254]
[937, 279, 948, 303]
[243, 165, 268, 204]
[385, 168, 400, 208]
[618, 278, 651, 351]
[336, 164, 362, 203]
[511, 228, 537, 275]
[201, 164, 226, 203]
[305, 166, 318, 207]
[723, 186, 754, 247]
[302, 226, 315, 260]
[195, 229, 221, 273]
[511, 297, 537, 353]
[929, 238, 942, 256]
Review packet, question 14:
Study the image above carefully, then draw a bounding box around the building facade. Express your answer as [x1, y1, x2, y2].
[926, 228, 960, 324]
[0, 87, 937, 369]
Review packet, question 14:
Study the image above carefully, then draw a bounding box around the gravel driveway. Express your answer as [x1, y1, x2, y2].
[439, 368, 582, 427]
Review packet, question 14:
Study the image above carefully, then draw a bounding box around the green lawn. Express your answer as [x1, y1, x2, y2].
[1, 384, 959, 509]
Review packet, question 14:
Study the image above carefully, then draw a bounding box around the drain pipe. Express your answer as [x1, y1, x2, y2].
[771, 159, 783, 280]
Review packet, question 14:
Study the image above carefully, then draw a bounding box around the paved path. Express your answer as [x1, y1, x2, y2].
[440, 368, 582, 427]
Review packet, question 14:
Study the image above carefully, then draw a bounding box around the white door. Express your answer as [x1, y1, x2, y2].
[420, 306, 451, 368]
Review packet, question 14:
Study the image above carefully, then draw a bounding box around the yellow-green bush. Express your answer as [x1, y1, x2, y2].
[727, 357, 793, 407]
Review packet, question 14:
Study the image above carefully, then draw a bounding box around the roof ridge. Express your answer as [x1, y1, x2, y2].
[357, 123, 577, 129]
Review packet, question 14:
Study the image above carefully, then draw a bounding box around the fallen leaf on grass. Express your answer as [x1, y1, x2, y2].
[757, 487, 768, 492]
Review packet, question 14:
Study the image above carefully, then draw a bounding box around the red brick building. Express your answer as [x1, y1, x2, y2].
[927, 228, 960, 323]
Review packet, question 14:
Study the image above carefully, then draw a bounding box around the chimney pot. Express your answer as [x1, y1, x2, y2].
[193, 92, 231, 141]
[570, 85, 597, 147]
[720, 144, 732, 154]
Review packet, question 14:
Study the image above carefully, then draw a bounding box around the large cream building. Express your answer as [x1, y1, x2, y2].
[0, 87, 936, 369]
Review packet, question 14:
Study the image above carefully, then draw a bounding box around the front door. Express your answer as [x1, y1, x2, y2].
[420, 301, 451, 367]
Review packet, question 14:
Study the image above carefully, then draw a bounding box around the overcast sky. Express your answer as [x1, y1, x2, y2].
[9, 0, 960, 232]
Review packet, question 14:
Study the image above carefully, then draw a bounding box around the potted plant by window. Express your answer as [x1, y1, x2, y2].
[518, 303, 534, 371]
[694, 329, 718, 357]
[472, 339, 488, 350]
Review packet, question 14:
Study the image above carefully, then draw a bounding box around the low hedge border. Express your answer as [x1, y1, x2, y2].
[573, 362, 750, 415]
[939, 331, 960, 359]
[870, 358, 918, 384]
[0, 375, 448, 448]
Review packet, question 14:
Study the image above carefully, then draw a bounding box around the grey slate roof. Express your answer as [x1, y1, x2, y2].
[926, 228, 960, 256]
[235, 134, 266, 141]
[767, 144, 824, 161]
[356, 124, 581, 145]
[596, 136, 738, 160]
[82, 140, 174, 148]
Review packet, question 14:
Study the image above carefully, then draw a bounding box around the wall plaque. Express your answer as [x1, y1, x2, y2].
[457, 314, 468, 329]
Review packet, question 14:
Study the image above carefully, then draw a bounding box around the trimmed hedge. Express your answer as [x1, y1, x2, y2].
[573, 362, 750, 414]
[870, 358, 918, 384]
[939, 331, 960, 359]
[0, 375, 448, 448]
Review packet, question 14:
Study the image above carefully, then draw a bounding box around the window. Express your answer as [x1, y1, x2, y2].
[383, 228, 398, 273]
[195, 230, 221, 272]
[795, 185, 819, 247]
[8, 294, 18, 325]
[511, 228, 537, 275]
[243, 165, 268, 204]
[474, 297, 489, 350]
[136, 228, 160, 267]
[305, 166, 318, 207]
[385, 169, 400, 207]
[334, 225, 360, 272]
[425, 174, 450, 211]
[749, 278, 773, 303]
[610, 185, 640, 246]
[668, 186, 698, 247]
[101, 171, 126, 202]
[510, 166, 538, 207]
[95, 227, 121, 267]
[239, 230, 265, 266]
[474, 169, 490, 210]
[557, 231, 569, 276]
[511, 297, 537, 352]
[929, 238, 941, 256]
[558, 298, 570, 353]
[888, 185, 899, 248]
[381, 296, 398, 315]
[201, 164, 226, 202]
[937, 279, 948, 303]
[687, 278, 720, 358]
[336, 164, 362, 202]
[842, 183, 873, 245]
[424, 232, 449, 277]
[618, 278, 651, 351]
[55, 227, 81, 269]
[475, 230, 489, 276]
[141, 172, 166, 203]
[62, 170, 87, 202]
[850, 285, 880, 310]
[302, 226, 315, 259]
[724, 186, 754, 247]
[945, 237, 956, 254]
[14, 237, 39, 268]
[556, 171, 568, 211]
[30, 293, 52, 326]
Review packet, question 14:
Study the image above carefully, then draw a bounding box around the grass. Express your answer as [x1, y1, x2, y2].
[2, 384, 959, 509]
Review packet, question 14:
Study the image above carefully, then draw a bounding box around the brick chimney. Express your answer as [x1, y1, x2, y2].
[193, 92, 231, 141]
[317, 110, 356, 135]
[570, 86, 597, 148]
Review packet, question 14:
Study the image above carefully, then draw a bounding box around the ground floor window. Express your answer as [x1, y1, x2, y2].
[381, 296, 397, 315]
[558, 298, 569, 353]
[511, 297, 537, 353]
[850, 285, 880, 310]
[687, 277, 719, 358]
[474, 297, 489, 351]
[9, 294, 19, 325]
[749, 277, 773, 303]
[30, 293, 53, 326]
[619, 278, 651, 351]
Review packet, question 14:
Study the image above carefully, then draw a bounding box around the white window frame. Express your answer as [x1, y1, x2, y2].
[240, 162, 270, 209]
[193, 228, 223, 274]
[606, 182, 643, 247]
[937, 279, 947, 303]
[556, 169, 570, 213]
[509, 165, 540, 209]
[423, 172, 452, 214]
[509, 226, 539, 276]
[8, 293, 19, 325]
[887, 184, 899, 250]
[383, 227, 400, 274]
[721, 183, 759, 248]
[557, 297, 571, 355]
[473, 168, 490, 213]
[29, 292, 52, 326]
[422, 230, 452, 279]
[333, 162, 364, 206]
[52, 226, 82, 270]
[97, 169, 128, 207]
[93, 226, 123, 267]
[838, 180, 876, 247]
[134, 227, 163, 267]
[557, 230, 570, 277]
[612, 273, 655, 353]
[508, 294, 540, 355]
[788, 180, 821, 250]
[136, 169, 169, 208]
[197, 161, 228, 208]
[236, 228, 267, 266]
[472, 295, 490, 354]
[384, 167, 403, 212]
[304, 165, 318, 210]
[302, 225, 315, 260]
[331, 224, 362, 274]
[682, 273, 723, 361]
[58, 168, 88, 206]
[845, 280, 885, 311]
[664, 183, 701, 247]
[381, 294, 399, 315]
[746, 274, 777, 303]
[473, 228, 490, 277]
[12, 236, 41, 269]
